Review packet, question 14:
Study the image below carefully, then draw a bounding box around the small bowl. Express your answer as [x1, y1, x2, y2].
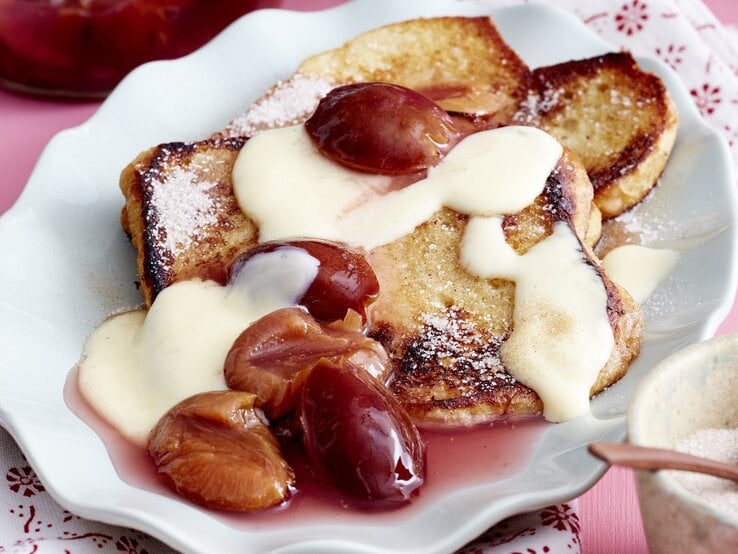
[628, 333, 738, 553]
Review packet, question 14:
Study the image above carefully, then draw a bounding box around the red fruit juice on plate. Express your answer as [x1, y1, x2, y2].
[65, 367, 548, 528]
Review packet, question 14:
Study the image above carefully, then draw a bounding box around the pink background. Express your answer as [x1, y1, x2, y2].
[1, 1, 736, 552]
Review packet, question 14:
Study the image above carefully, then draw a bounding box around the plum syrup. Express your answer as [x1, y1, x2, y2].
[65, 367, 548, 528]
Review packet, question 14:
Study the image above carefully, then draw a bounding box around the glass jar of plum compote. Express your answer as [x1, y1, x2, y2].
[0, 0, 276, 97]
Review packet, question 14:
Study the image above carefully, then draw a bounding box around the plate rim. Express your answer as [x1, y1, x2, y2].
[0, 0, 736, 552]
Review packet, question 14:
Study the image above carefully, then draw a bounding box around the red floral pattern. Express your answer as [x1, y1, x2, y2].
[540, 503, 581, 539]
[458, 502, 581, 553]
[6, 466, 45, 498]
[116, 536, 149, 554]
[656, 43, 687, 69]
[614, 0, 649, 35]
[1, 439, 165, 552]
[691, 82, 722, 115]
[583, 11, 609, 33]
[723, 123, 738, 147]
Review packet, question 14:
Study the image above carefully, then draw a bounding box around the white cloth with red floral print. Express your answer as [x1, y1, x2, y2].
[2, 0, 738, 552]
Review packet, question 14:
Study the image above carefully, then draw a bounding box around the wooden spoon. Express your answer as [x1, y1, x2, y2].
[589, 442, 738, 482]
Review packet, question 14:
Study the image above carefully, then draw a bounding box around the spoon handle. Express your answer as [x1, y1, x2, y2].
[589, 442, 738, 482]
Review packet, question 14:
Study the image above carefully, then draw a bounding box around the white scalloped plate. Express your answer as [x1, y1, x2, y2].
[0, 0, 735, 552]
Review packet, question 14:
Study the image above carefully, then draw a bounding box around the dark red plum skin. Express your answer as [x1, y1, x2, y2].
[305, 82, 459, 175]
[229, 239, 379, 323]
[299, 360, 425, 503]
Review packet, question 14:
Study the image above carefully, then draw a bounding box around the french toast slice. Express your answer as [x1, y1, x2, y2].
[366, 153, 641, 423]
[120, 135, 642, 423]
[120, 138, 253, 306]
[218, 16, 530, 139]
[510, 52, 679, 218]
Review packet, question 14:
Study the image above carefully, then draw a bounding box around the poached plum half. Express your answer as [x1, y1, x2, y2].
[148, 391, 295, 512]
[229, 239, 379, 324]
[305, 82, 461, 175]
[300, 359, 425, 503]
[224, 306, 390, 420]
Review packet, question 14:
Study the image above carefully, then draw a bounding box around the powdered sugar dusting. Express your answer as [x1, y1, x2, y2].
[224, 73, 335, 137]
[615, 202, 677, 244]
[513, 87, 564, 125]
[399, 307, 514, 392]
[149, 164, 221, 256]
[596, 195, 678, 256]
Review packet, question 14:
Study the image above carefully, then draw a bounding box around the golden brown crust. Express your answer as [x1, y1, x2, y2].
[591, 257, 643, 395]
[511, 52, 679, 218]
[119, 138, 257, 305]
[296, 16, 531, 115]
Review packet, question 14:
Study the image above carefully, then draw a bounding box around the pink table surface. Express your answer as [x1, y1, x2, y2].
[1, 1, 737, 553]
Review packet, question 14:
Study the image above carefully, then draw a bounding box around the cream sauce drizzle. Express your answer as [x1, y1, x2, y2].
[232, 125, 562, 249]
[602, 244, 679, 304]
[78, 249, 319, 444]
[462, 217, 614, 422]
